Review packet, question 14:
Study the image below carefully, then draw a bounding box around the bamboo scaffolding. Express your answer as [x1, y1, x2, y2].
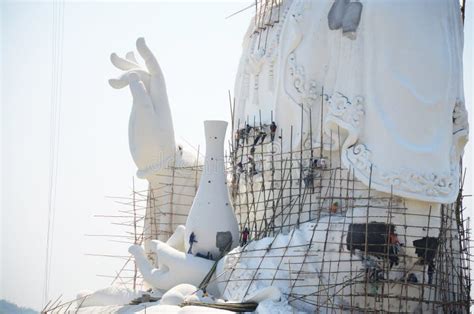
[48, 84, 471, 313]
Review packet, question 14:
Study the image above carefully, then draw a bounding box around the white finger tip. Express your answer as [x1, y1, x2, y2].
[128, 72, 140, 82]
[136, 37, 145, 47]
[128, 244, 140, 254]
[108, 79, 120, 88]
[109, 79, 128, 89]
[110, 52, 118, 62]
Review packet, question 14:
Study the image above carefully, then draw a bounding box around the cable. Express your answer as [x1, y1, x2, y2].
[43, 0, 65, 307]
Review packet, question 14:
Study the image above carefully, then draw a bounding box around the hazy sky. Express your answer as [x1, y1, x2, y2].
[1, 0, 472, 311]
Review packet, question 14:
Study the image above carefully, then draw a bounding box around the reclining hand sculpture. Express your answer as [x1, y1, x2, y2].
[128, 232, 215, 292]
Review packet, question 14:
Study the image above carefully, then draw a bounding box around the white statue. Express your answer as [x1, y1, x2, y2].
[128, 121, 239, 294]
[230, 0, 469, 258]
[185, 121, 239, 258]
[108, 0, 469, 311]
[109, 38, 200, 255]
[128, 241, 214, 292]
[227, 0, 468, 311]
[109, 38, 175, 177]
[233, 0, 468, 203]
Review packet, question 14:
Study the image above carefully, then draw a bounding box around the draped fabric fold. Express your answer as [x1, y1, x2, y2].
[233, 0, 468, 203]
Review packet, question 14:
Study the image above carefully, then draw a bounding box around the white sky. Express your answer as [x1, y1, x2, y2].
[1, 1, 473, 311]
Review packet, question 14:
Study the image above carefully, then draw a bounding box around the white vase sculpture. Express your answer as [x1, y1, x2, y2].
[185, 120, 239, 259]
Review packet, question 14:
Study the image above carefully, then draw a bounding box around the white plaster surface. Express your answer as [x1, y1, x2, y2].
[233, 0, 468, 203]
[110, 38, 200, 248]
[128, 241, 214, 291]
[185, 121, 240, 258]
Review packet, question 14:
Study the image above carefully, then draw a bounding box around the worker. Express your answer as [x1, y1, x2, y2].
[388, 231, 401, 268]
[250, 146, 256, 156]
[235, 130, 241, 147]
[188, 232, 197, 254]
[316, 158, 327, 169]
[304, 172, 314, 189]
[239, 125, 252, 145]
[246, 123, 252, 134]
[245, 124, 252, 144]
[237, 161, 244, 173]
[234, 161, 244, 185]
[241, 227, 250, 245]
[238, 128, 245, 145]
[248, 155, 257, 176]
[407, 273, 418, 283]
[253, 127, 267, 145]
[259, 127, 267, 144]
[303, 166, 314, 189]
[270, 122, 277, 141]
[427, 262, 435, 284]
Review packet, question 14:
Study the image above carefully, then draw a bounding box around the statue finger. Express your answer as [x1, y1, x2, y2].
[110, 52, 141, 71]
[154, 241, 181, 267]
[166, 225, 186, 251]
[108, 77, 129, 89]
[125, 51, 139, 64]
[136, 37, 162, 76]
[128, 244, 145, 257]
[129, 72, 154, 109]
[108, 70, 151, 89]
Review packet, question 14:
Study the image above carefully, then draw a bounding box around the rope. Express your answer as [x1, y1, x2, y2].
[43, 0, 65, 306]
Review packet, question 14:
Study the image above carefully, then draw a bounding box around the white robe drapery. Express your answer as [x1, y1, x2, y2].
[233, 0, 468, 203]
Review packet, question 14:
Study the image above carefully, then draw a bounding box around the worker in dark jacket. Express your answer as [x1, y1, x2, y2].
[253, 127, 267, 145]
[270, 122, 277, 141]
[241, 227, 250, 245]
[427, 262, 435, 284]
[244, 124, 252, 144]
[248, 155, 257, 176]
[188, 232, 197, 254]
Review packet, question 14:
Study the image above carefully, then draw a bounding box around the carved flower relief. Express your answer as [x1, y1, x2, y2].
[450, 99, 469, 177]
[345, 144, 457, 200]
[320, 92, 365, 153]
[326, 93, 365, 131]
[327, 95, 463, 201]
[452, 99, 469, 134]
[387, 172, 454, 198]
[286, 53, 320, 110]
[346, 144, 372, 173]
[285, 55, 367, 151]
[453, 100, 469, 128]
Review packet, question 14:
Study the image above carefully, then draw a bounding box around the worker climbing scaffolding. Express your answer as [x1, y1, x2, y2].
[388, 231, 401, 268]
[188, 232, 197, 254]
[270, 121, 277, 141]
[241, 227, 250, 246]
[253, 126, 267, 145]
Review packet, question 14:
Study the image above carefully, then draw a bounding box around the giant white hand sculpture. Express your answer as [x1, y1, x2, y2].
[110, 38, 200, 246]
[129, 232, 215, 292]
[109, 38, 176, 179]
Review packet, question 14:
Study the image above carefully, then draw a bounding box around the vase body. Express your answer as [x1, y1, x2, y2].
[185, 121, 239, 259]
